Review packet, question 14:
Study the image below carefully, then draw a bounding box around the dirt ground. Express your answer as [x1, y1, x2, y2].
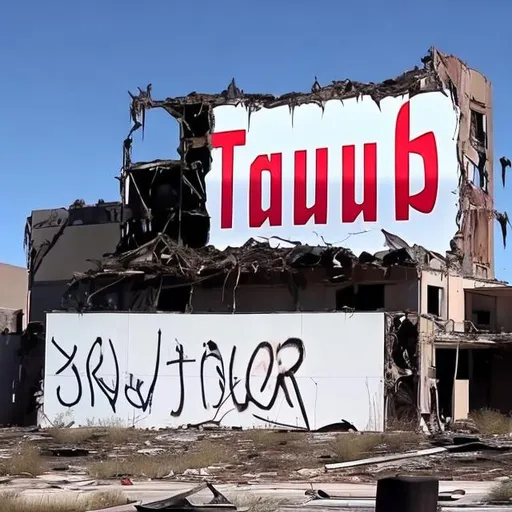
[0, 426, 510, 485]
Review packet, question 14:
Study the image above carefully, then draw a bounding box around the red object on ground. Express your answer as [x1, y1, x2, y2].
[120, 477, 133, 486]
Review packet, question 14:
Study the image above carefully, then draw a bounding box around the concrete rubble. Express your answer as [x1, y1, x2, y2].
[0, 427, 508, 509]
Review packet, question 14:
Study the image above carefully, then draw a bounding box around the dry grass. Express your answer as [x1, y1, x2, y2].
[88, 440, 233, 479]
[385, 417, 419, 432]
[0, 490, 128, 512]
[487, 480, 512, 503]
[0, 445, 46, 477]
[330, 434, 383, 462]
[382, 432, 421, 452]
[103, 427, 135, 445]
[330, 432, 421, 462]
[241, 430, 303, 446]
[47, 426, 135, 446]
[47, 428, 97, 445]
[470, 409, 512, 435]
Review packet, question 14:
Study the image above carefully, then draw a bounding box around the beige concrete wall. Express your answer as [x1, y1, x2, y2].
[466, 292, 497, 330]
[0, 263, 27, 325]
[447, 275, 464, 326]
[420, 271, 507, 332]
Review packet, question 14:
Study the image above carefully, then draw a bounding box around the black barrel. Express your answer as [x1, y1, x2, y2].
[376, 476, 439, 512]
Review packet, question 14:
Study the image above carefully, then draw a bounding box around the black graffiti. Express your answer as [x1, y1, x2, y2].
[86, 337, 120, 413]
[52, 336, 120, 412]
[52, 337, 82, 408]
[166, 342, 196, 417]
[51, 331, 309, 429]
[124, 329, 162, 412]
[202, 338, 310, 430]
[200, 341, 226, 409]
[52, 330, 164, 414]
[239, 338, 309, 430]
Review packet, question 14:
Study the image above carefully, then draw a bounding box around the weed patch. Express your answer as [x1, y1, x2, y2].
[0, 445, 46, 477]
[488, 480, 512, 503]
[0, 490, 128, 512]
[330, 432, 422, 462]
[471, 409, 511, 435]
[88, 440, 232, 479]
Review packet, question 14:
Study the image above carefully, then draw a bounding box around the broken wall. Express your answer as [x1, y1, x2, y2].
[418, 316, 441, 432]
[464, 289, 512, 332]
[420, 270, 470, 329]
[25, 204, 121, 323]
[433, 50, 494, 279]
[43, 311, 386, 431]
[191, 275, 419, 313]
[435, 344, 512, 418]
[420, 270, 507, 332]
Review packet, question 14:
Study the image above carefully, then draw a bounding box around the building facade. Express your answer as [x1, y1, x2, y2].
[34, 47, 512, 430]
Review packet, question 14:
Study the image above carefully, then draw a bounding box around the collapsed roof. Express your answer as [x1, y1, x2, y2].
[62, 229, 448, 313]
[74, 229, 444, 282]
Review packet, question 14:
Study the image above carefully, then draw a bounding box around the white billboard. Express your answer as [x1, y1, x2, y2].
[208, 91, 459, 254]
[43, 312, 385, 431]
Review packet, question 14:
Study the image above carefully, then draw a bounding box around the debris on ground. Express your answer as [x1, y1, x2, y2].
[0, 426, 508, 484]
[135, 482, 236, 512]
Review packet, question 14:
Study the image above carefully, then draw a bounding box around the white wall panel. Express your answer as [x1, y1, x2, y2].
[44, 312, 385, 431]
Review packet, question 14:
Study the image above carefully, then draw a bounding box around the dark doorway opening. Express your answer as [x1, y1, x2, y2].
[435, 348, 469, 419]
[427, 285, 442, 316]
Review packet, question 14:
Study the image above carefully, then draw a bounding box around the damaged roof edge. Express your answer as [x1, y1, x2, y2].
[128, 47, 460, 118]
[119, 47, 498, 283]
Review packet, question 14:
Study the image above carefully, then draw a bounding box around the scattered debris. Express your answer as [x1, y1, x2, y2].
[438, 489, 466, 502]
[136, 448, 165, 456]
[494, 210, 511, 248]
[316, 421, 357, 433]
[500, 156, 511, 187]
[135, 482, 236, 512]
[296, 468, 323, 478]
[64, 232, 429, 313]
[326, 438, 512, 471]
[325, 447, 447, 471]
[304, 488, 466, 503]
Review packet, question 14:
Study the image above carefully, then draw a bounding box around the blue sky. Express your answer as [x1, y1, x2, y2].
[1, 0, 510, 280]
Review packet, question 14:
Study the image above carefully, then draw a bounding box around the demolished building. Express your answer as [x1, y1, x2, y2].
[35, 47, 512, 431]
